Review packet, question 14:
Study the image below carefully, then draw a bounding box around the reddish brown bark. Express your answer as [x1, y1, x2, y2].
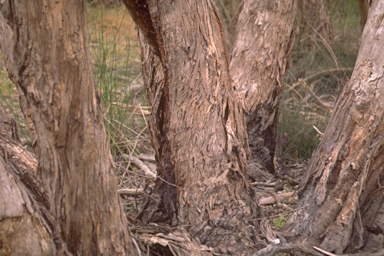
[358, 0, 369, 27]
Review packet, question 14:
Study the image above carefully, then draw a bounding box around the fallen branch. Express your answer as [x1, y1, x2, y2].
[313, 246, 336, 256]
[289, 68, 353, 91]
[137, 228, 213, 256]
[313, 125, 325, 136]
[313, 245, 384, 256]
[298, 78, 333, 113]
[138, 154, 156, 162]
[251, 181, 276, 187]
[123, 154, 157, 179]
[259, 192, 295, 205]
[118, 188, 144, 195]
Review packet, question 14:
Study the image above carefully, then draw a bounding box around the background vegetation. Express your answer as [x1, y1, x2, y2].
[280, 1, 361, 159]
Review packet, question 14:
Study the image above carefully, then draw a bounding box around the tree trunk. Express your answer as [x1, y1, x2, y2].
[286, 1, 384, 254]
[124, 0, 259, 254]
[0, 1, 136, 255]
[0, 155, 64, 256]
[0, 104, 71, 255]
[230, 0, 297, 176]
[298, 0, 333, 42]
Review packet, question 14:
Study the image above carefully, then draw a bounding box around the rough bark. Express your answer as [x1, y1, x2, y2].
[0, 105, 71, 256]
[124, 0, 258, 254]
[230, 0, 297, 176]
[298, 0, 333, 42]
[0, 158, 64, 256]
[0, 1, 136, 255]
[286, 1, 384, 253]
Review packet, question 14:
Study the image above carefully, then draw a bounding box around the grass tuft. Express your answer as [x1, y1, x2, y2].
[87, 5, 147, 158]
[279, 1, 360, 160]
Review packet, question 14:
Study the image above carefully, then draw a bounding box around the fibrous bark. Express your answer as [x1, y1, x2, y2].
[230, 0, 297, 176]
[0, 1, 136, 255]
[0, 105, 71, 256]
[286, 1, 384, 253]
[124, 0, 258, 254]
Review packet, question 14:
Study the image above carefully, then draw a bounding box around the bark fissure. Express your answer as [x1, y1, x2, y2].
[125, 0, 178, 225]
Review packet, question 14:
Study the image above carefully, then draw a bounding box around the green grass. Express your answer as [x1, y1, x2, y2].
[279, 95, 327, 160]
[0, 59, 30, 142]
[0, 4, 147, 160]
[273, 215, 287, 229]
[279, 0, 360, 160]
[87, 5, 146, 158]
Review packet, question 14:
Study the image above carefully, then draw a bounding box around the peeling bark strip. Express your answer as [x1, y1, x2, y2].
[125, 0, 258, 254]
[286, 1, 384, 254]
[230, 0, 297, 175]
[0, 1, 136, 255]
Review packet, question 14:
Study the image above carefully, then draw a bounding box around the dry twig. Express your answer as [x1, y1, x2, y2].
[259, 192, 295, 205]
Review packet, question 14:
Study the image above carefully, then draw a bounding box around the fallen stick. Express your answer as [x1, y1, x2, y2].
[259, 192, 295, 205]
[118, 188, 144, 195]
[123, 154, 157, 179]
